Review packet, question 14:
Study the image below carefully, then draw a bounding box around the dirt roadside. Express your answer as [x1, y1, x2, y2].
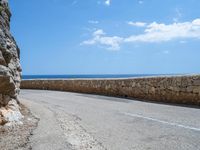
[0, 104, 39, 150]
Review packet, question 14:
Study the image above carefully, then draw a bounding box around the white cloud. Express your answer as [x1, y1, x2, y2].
[81, 29, 123, 50]
[82, 18, 200, 50]
[93, 29, 105, 36]
[128, 21, 146, 27]
[88, 20, 99, 24]
[125, 19, 200, 43]
[105, 0, 111, 6]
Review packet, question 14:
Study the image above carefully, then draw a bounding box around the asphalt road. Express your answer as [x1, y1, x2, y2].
[19, 90, 200, 150]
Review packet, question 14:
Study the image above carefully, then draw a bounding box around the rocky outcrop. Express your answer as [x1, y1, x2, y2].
[0, 0, 22, 125]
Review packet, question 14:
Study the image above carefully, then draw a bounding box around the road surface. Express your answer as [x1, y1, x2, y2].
[19, 90, 200, 150]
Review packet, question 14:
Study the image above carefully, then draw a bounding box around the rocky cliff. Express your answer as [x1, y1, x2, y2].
[0, 0, 22, 125]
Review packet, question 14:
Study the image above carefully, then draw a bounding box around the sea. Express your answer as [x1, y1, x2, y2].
[22, 74, 174, 80]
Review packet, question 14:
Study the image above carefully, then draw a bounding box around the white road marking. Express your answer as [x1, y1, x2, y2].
[123, 112, 200, 132]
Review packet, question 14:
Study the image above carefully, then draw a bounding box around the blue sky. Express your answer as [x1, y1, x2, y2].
[10, 0, 200, 75]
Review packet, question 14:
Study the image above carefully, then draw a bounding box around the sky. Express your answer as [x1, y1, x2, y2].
[9, 0, 200, 75]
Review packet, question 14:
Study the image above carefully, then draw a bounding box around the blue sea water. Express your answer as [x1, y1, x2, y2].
[22, 74, 171, 80]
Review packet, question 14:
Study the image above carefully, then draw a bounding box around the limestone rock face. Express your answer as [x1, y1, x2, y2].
[0, 0, 21, 107]
[0, 0, 23, 124]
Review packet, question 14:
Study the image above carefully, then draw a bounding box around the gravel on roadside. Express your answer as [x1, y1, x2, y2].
[0, 104, 39, 150]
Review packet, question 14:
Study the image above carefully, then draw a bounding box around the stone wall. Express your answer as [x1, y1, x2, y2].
[0, 0, 22, 125]
[21, 75, 200, 106]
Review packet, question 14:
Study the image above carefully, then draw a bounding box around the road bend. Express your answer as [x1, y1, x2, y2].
[19, 90, 200, 150]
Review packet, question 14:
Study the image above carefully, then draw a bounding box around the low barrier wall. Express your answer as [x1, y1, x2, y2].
[21, 75, 200, 106]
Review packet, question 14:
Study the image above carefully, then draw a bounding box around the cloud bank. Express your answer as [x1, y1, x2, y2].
[82, 18, 200, 50]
